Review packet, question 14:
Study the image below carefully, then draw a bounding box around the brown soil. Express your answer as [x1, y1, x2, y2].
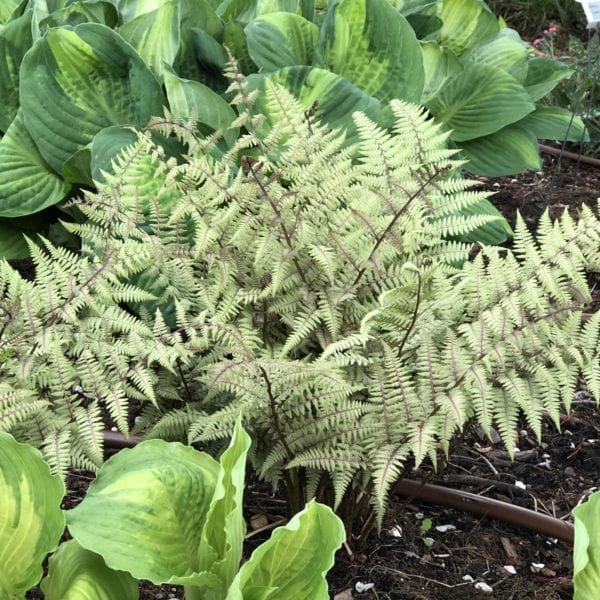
[25, 148, 600, 600]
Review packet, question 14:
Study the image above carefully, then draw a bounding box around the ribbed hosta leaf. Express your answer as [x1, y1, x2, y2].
[314, 0, 424, 104]
[520, 105, 589, 143]
[0, 110, 67, 217]
[19, 23, 165, 175]
[117, 1, 180, 83]
[41, 540, 138, 600]
[427, 63, 534, 142]
[524, 57, 572, 101]
[0, 8, 34, 132]
[66, 440, 221, 584]
[229, 500, 345, 599]
[0, 432, 65, 599]
[438, 0, 500, 56]
[460, 123, 541, 176]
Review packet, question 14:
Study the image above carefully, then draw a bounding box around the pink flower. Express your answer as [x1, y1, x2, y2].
[533, 39, 542, 48]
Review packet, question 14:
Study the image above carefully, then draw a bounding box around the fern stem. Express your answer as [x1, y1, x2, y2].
[352, 165, 451, 288]
[397, 269, 422, 358]
[259, 365, 293, 461]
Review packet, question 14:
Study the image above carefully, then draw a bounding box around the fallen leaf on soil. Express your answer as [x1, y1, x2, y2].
[333, 590, 353, 600]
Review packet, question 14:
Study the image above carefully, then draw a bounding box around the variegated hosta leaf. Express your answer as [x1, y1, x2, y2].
[314, 0, 424, 105]
[19, 23, 165, 176]
[228, 500, 346, 600]
[573, 491, 600, 600]
[41, 540, 138, 600]
[66, 440, 221, 584]
[0, 432, 65, 598]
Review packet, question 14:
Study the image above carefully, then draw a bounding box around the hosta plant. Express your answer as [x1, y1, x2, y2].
[573, 490, 600, 599]
[1, 84, 598, 536]
[0, 422, 345, 599]
[0, 0, 588, 255]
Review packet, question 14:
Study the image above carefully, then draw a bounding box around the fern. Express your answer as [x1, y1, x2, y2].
[1, 76, 598, 534]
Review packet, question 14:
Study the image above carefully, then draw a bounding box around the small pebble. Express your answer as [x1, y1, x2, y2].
[474, 581, 493, 594]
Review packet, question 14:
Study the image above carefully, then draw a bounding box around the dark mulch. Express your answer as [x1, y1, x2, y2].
[24, 148, 600, 599]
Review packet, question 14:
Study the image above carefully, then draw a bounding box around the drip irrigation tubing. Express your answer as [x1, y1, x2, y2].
[539, 143, 600, 168]
[102, 430, 574, 544]
[393, 478, 574, 544]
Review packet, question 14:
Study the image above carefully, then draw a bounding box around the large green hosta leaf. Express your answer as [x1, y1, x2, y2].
[524, 57, 572, 102]
[19, 23, 165, 176]
[0, 432, 65, 599]
[573, 491, 600, 600]
[314, 0, 424, 104]
[0, 8, 34, 132]
[421, 41, 462, 104]
[245, 12, 319, 71]
[427, 63, 534, 142]
[460, 123, 541, 176]
[461, 28, 528, 83]
[117, 0, 180, 83]
[246, 67, 380, 145]
[521, 106, 589, 143]
[41, 540, 138, 600]
[164, 66, 239, 148]
[0, 110, 67, 217]
[39, 1, 119, 32]
[438, 0, 500, 56]
[228, 500, 346, 600]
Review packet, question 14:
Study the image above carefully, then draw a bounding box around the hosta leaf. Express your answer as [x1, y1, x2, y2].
[0, 0, 20, 24]
[41, 540, 138, 600]
[0, 8, 34, 132]
[520, 105, 589, 143]
[573, 491, 600, 600]
[524, 57, 572, 102]
[314, 0, 424, 104]
[223, 19, 258, 74]
[460, 123, 541, 176]
[39, 1, 119, 32]
[421, 41, 462, 104]
[0, 432, 65, 599]
[461, 28, 528, 83]
[218, 0, 299, 24]
[0, 109, 67, 217]
[246, 67, 380, 145]
[66, 440, 220, 584]
[245, 12, 318, 71]
[427, 63, 534, 142]
[229, 500, 345, 600]
[117, 1, 180, 83]
[164, 66, 239, 148]
[438, 0, 500, 56]
[19, 23, 165, 175]
[194, 420, 250, 594]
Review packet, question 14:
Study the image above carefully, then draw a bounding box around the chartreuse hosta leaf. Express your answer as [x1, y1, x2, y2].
[117, 0, 180, 83]
[245, 12, 319, 71]
[19, 23, 165, 176]
[66, 439, 221, 584]
[0, 432, 65, 599]
[0, 8, 34, 132]
[427, 63, 534, 142]
[0, 0, 20, 23]
[39, 1, 120, 32]
[573, 491, 600, 600]
[314, 0, 424, 105]
[438, 0, 500, 56]
[41, 540, 138, 600]
[228, 500, 346, 600]
[0, 109, 67, 217]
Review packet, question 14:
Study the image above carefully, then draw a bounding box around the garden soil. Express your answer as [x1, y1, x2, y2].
[26, 148, 600, 600]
